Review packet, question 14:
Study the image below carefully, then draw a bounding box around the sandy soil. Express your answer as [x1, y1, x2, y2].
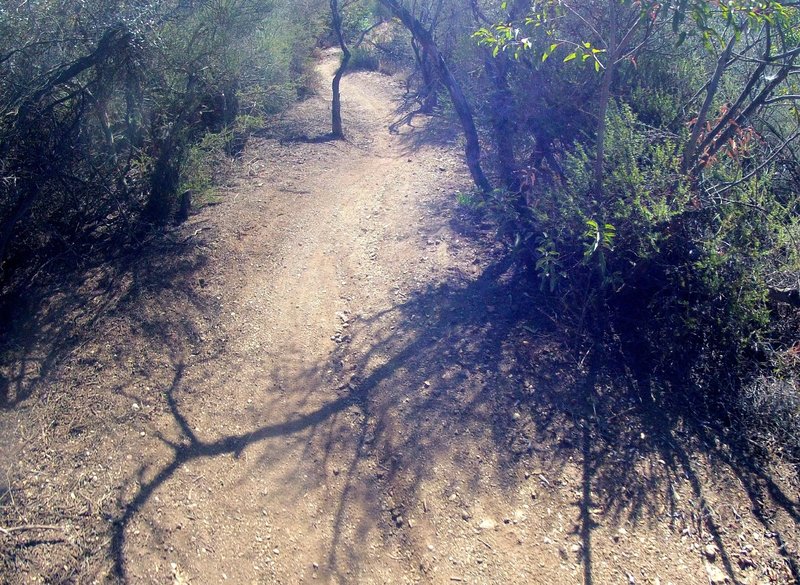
[1, 51, 798, 585]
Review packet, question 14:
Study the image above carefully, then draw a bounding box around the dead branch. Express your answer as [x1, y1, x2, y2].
[0, 524, 62, 536]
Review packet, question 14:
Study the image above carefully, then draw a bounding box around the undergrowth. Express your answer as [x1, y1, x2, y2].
[466, 102, 800, 466]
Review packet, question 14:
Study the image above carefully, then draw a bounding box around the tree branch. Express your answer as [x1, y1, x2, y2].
[682, 34, 736, 173]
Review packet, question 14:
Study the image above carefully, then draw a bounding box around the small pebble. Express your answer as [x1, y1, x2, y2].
[478, 518, 497, 530]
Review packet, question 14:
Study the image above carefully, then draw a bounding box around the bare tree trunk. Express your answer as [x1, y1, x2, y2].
[378, 0, 492, 193]
[145, 137, 181, 222]
[411, 39, 439, 113]
[681, 35, 736, 174]
[691, 44, 798, 174]
[592, 0, 617, 197]
[330, 0, 351, 139]
[472, 0, 528, 191]
[484, 54, 518, 191]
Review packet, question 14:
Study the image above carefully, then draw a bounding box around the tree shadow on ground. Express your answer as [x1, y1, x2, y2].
[101, 247, 799, 583]
[390, 107, 462, 154]
[105, 255, 521, 579]
[1, 222, 797, 583]
[0, 223, 224, 581]
[0, 227, 214, 412]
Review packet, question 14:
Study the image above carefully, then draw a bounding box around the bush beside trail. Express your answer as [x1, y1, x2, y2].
[377, 0, 800, 464]
[0, 0, 325, 300]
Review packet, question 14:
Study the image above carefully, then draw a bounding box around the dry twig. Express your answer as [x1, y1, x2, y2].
[0, 524, 61, 536]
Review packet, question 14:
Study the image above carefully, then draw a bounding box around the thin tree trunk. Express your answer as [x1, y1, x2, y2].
[330, 0, 351, 139]
[378, 0, 492, 193]
[593, 0, 618, 197]
[476, 0, 529, 192]
[434, 54, 492, 192]
[145, 138, 181, 223]
[411, 40, 439, 113]
[693, 52, 797, 174]
[695, 26, 769, 162]
[484, 54, 518, 191]
[682, 35, 736, 173]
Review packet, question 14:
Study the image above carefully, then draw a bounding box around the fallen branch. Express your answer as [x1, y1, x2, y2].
[0, 524, 62, 536]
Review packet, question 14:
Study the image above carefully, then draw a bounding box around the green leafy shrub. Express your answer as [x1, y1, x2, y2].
[483, 100, 798, 412]
[0, 0, 321, 289]
[348, 46, 380, 71]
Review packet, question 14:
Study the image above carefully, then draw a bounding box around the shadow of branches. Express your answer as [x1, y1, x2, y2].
[0, 227, 214, 411]
[99, 249, 798, 583]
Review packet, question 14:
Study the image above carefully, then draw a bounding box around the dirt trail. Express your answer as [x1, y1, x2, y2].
[1, 52, 799, 584]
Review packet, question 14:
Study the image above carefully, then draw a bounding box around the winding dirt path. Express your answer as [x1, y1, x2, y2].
[1, 52, 799, 585]
[108, 53, 536, 584]
[114, 53, 486, 584]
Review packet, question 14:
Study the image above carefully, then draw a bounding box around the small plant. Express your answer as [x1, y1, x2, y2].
[455, 190, 484, 210]
[582, 219, 618, 289]
[348, 46, 380, 71]
[535, 235, 562, 292]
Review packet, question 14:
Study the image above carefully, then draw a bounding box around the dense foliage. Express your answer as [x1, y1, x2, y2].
[370, 0, 800, 456]
[0, 0, 324, 291]
[475, 2, 800, 376]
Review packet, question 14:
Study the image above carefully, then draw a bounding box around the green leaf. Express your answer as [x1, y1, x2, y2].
[563, 52, 577, 62]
